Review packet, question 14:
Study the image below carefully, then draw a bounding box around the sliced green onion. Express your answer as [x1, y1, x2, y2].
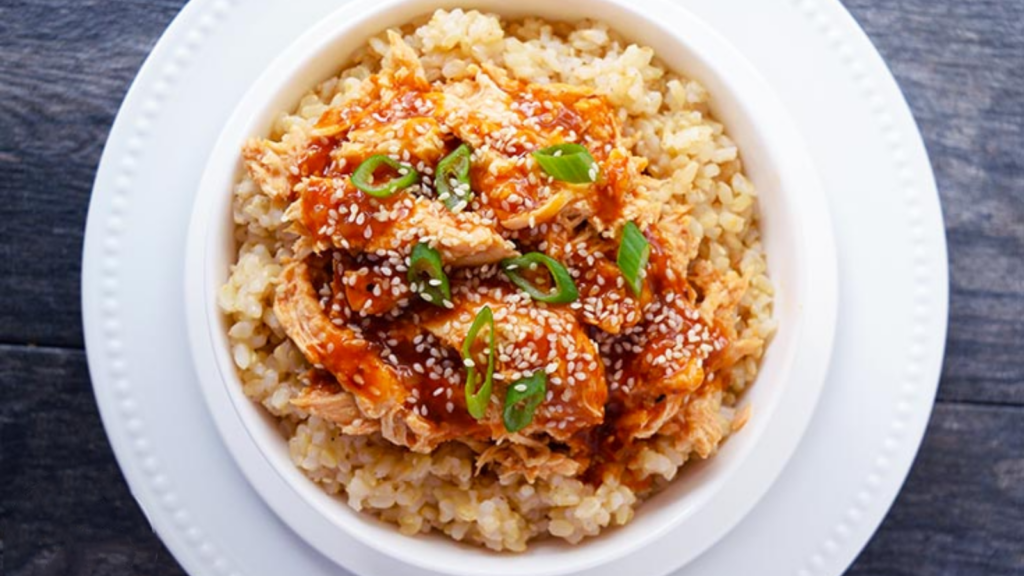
[501, 253, 579, 304]
[617, 221, 650, 297]
[531, 143, 599, 184]
[502, 371, 547, 433]
[351, 154, 419, 198]
[463, 306, 495, 420]
[407, 243, 450, 306]
[436, 143, 473, 211]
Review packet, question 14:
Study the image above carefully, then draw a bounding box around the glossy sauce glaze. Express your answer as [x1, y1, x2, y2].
[267, 48, 734, 486]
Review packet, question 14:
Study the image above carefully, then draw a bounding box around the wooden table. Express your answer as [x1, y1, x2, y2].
[2, 1, 1020, 574]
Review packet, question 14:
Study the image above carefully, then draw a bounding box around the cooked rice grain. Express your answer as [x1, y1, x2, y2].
[220, 9, 773, 551]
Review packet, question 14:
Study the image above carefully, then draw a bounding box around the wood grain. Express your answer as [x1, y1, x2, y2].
[0, 0, 1021, 575]
[3, 347, 1021, 575]
[848, 403, 1024, 575]
[0, 0, 182, 348]
[1, 346, 184, 576]
[843, 0, 1024, 407]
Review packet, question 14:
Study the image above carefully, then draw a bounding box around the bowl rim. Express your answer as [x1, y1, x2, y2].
[184, 0, 839, 574]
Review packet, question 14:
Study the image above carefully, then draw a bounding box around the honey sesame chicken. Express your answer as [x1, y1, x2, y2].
[418, 285, 607, 439]
[255, 32, 737, 487]
[295, 176, 518, 267]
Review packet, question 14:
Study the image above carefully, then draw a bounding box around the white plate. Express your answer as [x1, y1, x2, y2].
[185, 0, 836, 574]
[82, 1, 947, 576]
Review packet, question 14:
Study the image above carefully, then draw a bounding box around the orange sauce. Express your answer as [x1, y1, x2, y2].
[283, 66, 736, 484]
[299, 177, 415, 252]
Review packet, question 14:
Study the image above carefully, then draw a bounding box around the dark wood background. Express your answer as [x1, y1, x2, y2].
[1, 0, 1021, 574]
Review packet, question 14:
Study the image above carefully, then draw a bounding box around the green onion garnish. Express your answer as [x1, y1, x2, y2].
[502, 371, 547, 433]
[617, 221, 650, 297]
[351, 154, 419, 198]
[407, 243, 450, 306]
[463, 306, 495, 420]
[436, 143, 473, 211]
[500, 253, 579, 304]
[531, 143, 599, 184]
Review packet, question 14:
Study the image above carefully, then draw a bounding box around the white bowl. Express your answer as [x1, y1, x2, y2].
[184, 0, 838, 575]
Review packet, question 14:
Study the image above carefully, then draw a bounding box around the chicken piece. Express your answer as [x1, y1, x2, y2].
[295, 176, 517, 266]
[491, 73, 655, 235]
[291, 31, 448, 200]
[691, 259, 749, 339]
[485, 65, 621, 153]
[468, 156, 587, 231]
[335, 115, 447, 169]
[274, 260, 407, 406]
[319, 48, 448, 169]
[275, 260, 455, 452]
[540, 225, 650, 335]
[341, 261, 412, 317]
[595, 294, 727, 442]
[418, 284, 607, 440]
[586, 149, 660, 235]
[243, 33, 433, 200]
[492, 71, 655, 235]
[653, 204, 700, 275]
[434, 68, 614, 231]
[380, 30, 431, 90]
[313, 31, 433, 139]
[440, 68, 653, 236]
[242, 138, 298, 200]
[409, 199, 519, 266]
[292, 371, 380, 436]
[476, 439, 583, 483]
[437, 69, 521, 148]
[611, 375, 691, 441]
[241, 34, 438, 202]
[681, 388, 728, 458]
[242, 129, 354, 202]
[658, 387, 729, 459]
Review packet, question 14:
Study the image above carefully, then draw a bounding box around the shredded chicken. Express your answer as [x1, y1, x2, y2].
[292, 376, 380, 436]
[661, 387, 729, 459]
[275, 261, 452, 452]
[419, 288, 607, 440]
[275, 261, 402, 404]
[250, 32, 746, 487]
[543, 225, 650, 334]
[242, 138, 297, 200]
[477, 440, 583, 483]
[294, 176, 517, 267]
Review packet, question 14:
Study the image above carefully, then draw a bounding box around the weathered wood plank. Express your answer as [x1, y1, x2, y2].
[0, 346, 183, 576]
[847, 402, 1024, 576]
[843, 0, 1024, 406]
[1, 0, 1020, 408]
[3, 346, 1022, 575]
[1, 0, 1022, 574]
[0, 0, 1020, 406]
[0, 0, 183, 348]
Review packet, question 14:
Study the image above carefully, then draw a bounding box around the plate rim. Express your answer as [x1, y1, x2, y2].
[182, 0, 839, 574]
[81, 1, 948, 575]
